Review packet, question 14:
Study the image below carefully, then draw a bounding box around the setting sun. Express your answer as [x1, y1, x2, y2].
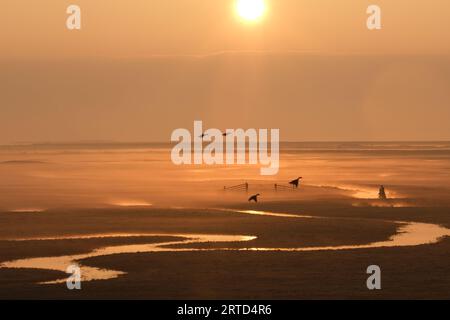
[236, 0, 266, 22]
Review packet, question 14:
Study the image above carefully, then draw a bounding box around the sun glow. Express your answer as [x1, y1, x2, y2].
[236, 0, 266, 22]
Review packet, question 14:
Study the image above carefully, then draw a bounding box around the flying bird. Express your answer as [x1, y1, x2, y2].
[248, 193, 260, 203]
[289, 177, 303, 188]
[199, 133, 208, 139]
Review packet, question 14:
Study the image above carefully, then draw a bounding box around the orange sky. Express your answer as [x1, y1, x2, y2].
[1, 0, 450, 142]
[2, 0, 450, 57]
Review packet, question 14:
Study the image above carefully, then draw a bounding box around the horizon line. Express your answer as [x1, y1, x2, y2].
[2, 140, 450, 147]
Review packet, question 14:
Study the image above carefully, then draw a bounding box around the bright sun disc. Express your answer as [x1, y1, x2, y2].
[236, 0, 266, 21]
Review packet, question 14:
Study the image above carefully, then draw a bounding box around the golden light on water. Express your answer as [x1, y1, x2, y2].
[236, 0, 266, 22]
[110, 200, 153, 207]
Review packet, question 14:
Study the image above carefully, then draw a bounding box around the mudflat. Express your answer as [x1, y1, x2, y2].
[1, 200, 449, 299]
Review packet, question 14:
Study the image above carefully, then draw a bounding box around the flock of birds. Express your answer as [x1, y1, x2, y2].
[248, 177, 302, 203]
[199, 131, 230, 139]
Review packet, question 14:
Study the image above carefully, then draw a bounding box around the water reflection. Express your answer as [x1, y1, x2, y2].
[1, 234, 255, 284]
[235, 210, 313, 219]
[212, 207, 313, 218]
[1, 211, 449, 284]
[8, 208, 46, 213]
[109, 201, 152, 207]
[244, 221, 450, 252]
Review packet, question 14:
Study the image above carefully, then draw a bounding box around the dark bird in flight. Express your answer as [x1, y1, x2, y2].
[248, 193, 260, 203]
[199, 133, 208, 139]
[289, 177, 303, 188]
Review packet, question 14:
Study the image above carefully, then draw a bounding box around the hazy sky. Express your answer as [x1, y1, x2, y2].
[1, 0, 450, 142]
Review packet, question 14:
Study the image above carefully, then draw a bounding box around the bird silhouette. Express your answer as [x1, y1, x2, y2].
[289, 177, 303, 188]
[248, 193, 260, 203]
[199, 133, 208, 139]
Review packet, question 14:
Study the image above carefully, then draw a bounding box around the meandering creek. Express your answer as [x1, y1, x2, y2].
[1, 210, 449, 284]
